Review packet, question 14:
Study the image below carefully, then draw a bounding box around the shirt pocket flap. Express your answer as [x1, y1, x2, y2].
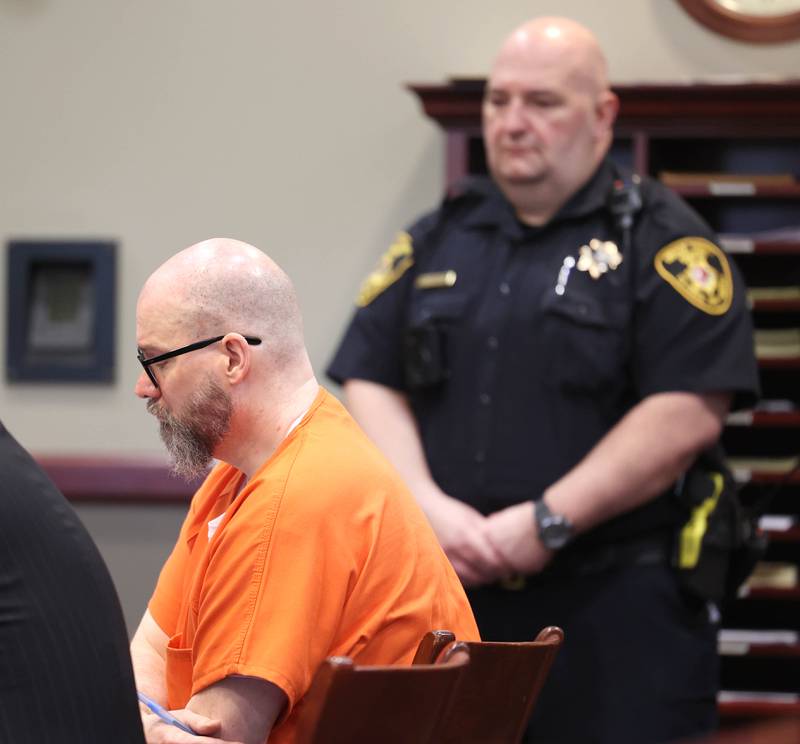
[411, 292, 470, 325]
[541, 290, 617, 329]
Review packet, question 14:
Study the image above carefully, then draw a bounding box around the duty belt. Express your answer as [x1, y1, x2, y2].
[499, 532, 672, 591]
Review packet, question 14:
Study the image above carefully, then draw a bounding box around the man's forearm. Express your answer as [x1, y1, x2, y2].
[544, 391, 730, 534]
[131, 648, 167, 706]
[187, 676, 286, 744]
[130, 610, 169, 705]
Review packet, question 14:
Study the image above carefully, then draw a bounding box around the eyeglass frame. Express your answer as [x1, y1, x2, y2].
[137, 334, 262, 389]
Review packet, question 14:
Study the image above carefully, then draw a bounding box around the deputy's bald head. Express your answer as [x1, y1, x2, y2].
[490, 17, 609, 98]
[482, 17, 617, 221]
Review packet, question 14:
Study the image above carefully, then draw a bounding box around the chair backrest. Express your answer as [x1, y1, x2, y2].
[294, 642, 470, 744]
[416, 626, 564, 744]
[411, 629, 456, 665]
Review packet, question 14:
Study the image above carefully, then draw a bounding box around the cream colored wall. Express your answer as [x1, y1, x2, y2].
[1, 0, 798, 630]
[73, 502, 186, 633]
[1, 0, 798, 457]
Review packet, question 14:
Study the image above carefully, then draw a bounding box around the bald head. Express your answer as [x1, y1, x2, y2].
[139, 238, 306, 370]
[482, 17, 617, 223]
[491, 17, 609, 97]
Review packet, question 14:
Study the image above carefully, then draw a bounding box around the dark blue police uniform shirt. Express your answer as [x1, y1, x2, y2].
[327, 158, 759, 546]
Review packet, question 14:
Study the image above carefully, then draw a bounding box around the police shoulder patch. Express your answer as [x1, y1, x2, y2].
[356, 232, 415, 307]
[654, 237, 733, 316]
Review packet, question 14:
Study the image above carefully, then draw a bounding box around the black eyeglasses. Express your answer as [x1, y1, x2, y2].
[137, 334, 262, 389]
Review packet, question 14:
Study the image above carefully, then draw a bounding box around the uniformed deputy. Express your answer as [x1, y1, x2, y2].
[327, 17, 759, 744]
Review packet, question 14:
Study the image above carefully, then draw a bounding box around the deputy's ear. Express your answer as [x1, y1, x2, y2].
[594, 90, 619, 138]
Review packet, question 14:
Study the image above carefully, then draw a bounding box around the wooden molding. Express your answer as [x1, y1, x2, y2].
[35, 455, 200, 503]
[407, 81, 800, 138]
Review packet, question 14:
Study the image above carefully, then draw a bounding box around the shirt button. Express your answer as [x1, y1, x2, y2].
[487, 336, 499, 350]
[474, 450, 486, 463]
[499, 282, 511, 295]
[479, 393, 491, 405]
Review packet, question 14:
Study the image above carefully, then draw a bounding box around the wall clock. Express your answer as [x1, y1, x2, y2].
[677, 0, 800, 42]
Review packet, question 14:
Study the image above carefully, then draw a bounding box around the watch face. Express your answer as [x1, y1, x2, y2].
[535, 500, 574, 550]
[540, 515, 572, 550]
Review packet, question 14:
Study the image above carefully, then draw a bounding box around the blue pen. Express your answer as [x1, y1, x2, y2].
[137, 691, 197, 735]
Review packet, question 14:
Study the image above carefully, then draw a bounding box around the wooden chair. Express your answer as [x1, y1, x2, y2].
[294, 641, 470, 744]
[411, 628, 456, 665]
[416, 625, 564, 744]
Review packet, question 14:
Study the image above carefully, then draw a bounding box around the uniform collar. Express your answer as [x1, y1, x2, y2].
[460, 178, 524, 239]
[460, 157, 617, 239]
[553, 157, 617, 222]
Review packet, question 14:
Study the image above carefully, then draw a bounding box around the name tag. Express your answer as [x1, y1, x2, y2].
[415, 270, 457, 290]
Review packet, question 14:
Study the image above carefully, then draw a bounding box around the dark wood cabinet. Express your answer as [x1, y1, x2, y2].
[408, 80, 800, 721]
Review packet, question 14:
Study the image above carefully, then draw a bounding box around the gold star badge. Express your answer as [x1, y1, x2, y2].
[576, 239, 623, 280]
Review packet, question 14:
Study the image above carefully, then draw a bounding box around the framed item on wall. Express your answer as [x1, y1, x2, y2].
[676, 0, 800, 42]
[6, 240, 117, 382]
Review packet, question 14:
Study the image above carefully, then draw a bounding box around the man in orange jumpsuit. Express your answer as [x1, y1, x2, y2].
[130, 237, 478, 744]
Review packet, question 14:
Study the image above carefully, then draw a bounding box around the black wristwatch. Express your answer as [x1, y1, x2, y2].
[534, 498, 574, 551]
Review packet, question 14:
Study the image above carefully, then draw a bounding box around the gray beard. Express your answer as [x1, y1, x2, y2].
[147, 377, 232, 482]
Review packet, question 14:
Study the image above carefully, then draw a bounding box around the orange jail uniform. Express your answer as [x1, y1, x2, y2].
[148, 388, 479, 743]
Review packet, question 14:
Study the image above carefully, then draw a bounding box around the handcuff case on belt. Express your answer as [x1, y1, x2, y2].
[672, 445, 767, 603]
